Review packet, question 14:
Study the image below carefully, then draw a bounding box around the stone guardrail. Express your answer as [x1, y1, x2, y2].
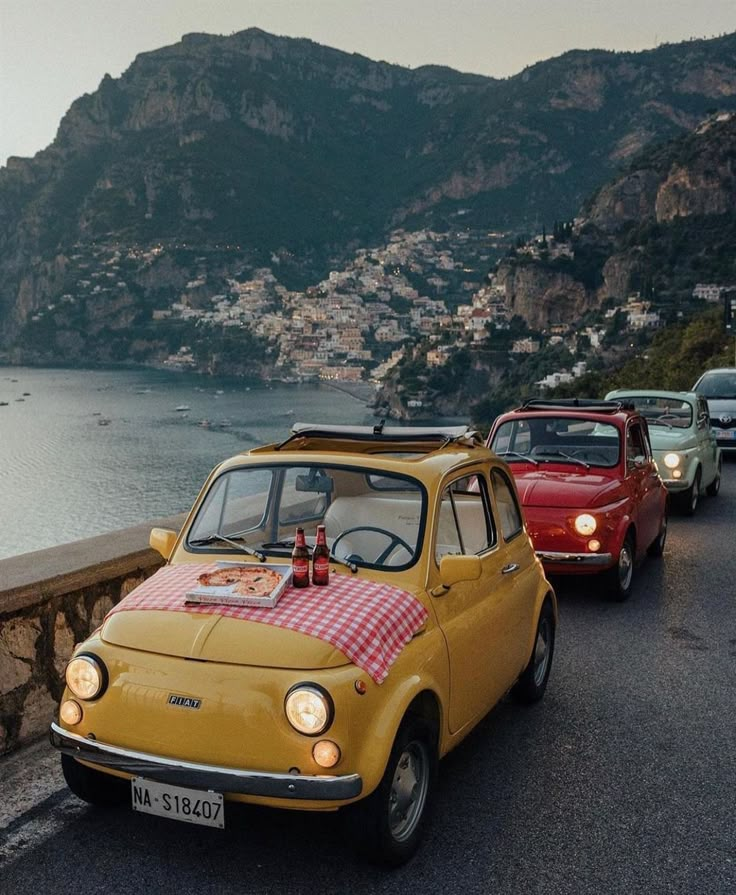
[0, 514, 186, 755]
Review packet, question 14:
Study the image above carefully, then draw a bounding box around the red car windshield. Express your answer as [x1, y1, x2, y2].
[491, 416, 620, 468]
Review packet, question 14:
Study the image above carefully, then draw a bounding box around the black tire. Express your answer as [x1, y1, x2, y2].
[679, 468, 701, 516]
[61, 754, 129, 806]
[706, 457, 722, 497]
[512, 599, 555, 704]
[606, 531, 635, 602]
[346, 718, 437, 867]
[647, 511, 667, 558]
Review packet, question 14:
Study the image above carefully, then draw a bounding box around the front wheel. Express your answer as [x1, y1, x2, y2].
[345, 719, 436, 866]
[61, 754, 129, 806]
[606, 532, 635, 601]
[706, 457, 722, 497]
[679, 468, 701, 516]
[512, 600, 556, 704]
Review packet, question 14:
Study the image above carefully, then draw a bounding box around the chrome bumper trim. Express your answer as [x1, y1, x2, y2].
[536, 551, 613, 566]
[50, 722, 362, 801]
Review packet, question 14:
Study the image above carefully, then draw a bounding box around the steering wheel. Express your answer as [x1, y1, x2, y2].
[331, 526, 415, 565]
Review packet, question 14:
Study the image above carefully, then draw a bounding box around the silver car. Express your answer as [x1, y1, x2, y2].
[692, 368, 736, 456]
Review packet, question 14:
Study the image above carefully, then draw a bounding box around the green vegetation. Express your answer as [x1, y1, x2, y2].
[549, 308, 734, 398]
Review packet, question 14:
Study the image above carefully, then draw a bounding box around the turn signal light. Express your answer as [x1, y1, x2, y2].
[313, 740, 341, 768]
[60, 700, 83, 726]
[588, 539, 601, 552]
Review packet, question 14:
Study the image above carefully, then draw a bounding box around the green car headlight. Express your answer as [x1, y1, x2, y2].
[663, 453, 680, 469]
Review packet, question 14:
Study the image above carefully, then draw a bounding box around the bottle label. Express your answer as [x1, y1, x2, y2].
[314, 559, 329, 575]
[293, 559, 309, 576]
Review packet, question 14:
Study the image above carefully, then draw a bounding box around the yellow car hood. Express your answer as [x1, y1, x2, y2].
[101, 610, 351, 670]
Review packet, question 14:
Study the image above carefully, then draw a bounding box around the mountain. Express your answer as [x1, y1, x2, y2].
[496, 111, 736, 329]
[2, 28, 736, 356]
[376, 110, 736, 424]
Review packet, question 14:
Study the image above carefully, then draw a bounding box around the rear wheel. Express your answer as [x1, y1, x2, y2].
[346, 718, 436, 866]
[61, 754, 128, 806]
[606, 532, 635, 602]
[512, 600, 555, 704]
[679, 468, 701, 516]
[706, 457, 722, 497]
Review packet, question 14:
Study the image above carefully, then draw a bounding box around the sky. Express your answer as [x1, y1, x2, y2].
[1, 0, 735, 166]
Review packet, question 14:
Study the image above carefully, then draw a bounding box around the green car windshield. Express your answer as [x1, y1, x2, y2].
[620, 396, 693, 429]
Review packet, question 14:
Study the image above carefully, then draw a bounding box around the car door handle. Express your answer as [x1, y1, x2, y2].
[501, 563, 519, 575]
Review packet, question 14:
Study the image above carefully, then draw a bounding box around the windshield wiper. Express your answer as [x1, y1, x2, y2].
[497, 450, 539, 465]
[189, 533, 266, 561]
[536, 450, 590, 469]
[259, 540, 297, 550]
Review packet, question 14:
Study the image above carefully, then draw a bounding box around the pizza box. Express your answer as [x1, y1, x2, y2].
[185, 562, 293, 608]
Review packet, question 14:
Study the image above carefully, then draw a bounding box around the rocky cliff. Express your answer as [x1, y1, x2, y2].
[494, 113, 736, 326]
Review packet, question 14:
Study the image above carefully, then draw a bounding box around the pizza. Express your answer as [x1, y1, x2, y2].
[198, 566, 283, 597]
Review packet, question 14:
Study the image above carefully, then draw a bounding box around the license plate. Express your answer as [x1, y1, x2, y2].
[718, 430, 736, 440]
[131, 778, 224, 829]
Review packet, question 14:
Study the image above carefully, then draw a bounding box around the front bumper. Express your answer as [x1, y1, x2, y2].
[536, 551, 613, 567]
[50, 722, 362, 801]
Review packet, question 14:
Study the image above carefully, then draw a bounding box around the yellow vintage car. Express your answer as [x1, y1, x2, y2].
[50, 423, 557, 865]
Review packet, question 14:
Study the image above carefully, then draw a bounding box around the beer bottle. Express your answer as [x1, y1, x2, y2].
[292, 527, 310, 588]
[312, 524, 330, 586]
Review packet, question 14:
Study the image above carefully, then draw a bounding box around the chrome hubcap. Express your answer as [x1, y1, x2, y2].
[388, 741, 430, 842]
[532, 617, 551, 687]
[618, 545, 633, 590]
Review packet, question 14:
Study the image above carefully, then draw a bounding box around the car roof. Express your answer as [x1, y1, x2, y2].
[215, 423, 495, 481]
[494, 398, 639, 427]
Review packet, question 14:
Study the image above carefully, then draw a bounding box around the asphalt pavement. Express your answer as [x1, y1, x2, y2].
[1, 465, 734, 894]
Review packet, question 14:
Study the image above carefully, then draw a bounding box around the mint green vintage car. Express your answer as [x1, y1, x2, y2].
[605, 390, 722, 515]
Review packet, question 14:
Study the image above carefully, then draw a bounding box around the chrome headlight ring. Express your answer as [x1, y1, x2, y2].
[284, 683, 334, 737]
[65, 653, 108, 701]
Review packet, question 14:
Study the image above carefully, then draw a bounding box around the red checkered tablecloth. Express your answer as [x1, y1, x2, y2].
[107, 564, 428, 684]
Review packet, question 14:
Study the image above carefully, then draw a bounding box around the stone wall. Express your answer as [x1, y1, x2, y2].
[0, 514, 184, 755]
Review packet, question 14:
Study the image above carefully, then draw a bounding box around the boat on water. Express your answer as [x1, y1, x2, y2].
[0, 401, 8, 407]
[199, 419, 211, 428]
[174, 405, 190, 412]
[219, 419, 233, 428]
[97, 418, 112, 426]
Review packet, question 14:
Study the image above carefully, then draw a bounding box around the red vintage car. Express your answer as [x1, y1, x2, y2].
[487, 399, 668, 600]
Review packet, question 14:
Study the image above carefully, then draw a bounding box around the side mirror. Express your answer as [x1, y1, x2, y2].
[438, 554, 482, 588]
[149, 528, 177, 559]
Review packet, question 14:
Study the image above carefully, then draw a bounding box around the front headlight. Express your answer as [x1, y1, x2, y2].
[574, 513, 597, 536]
[285, 684, 333, 736]
[663, 453, 680, 469]
[65, 654, 106, 700]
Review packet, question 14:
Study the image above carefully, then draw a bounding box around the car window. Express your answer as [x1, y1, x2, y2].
[187, 464, 426, 571]
[491, 469, 523, 540]
[694, 371, 736, 399]
[279, 467, 330, 523]
[435, 474, 495, 563]
[492, 416, 620, 467]
[627, 423, 647, 462]
[619, 396, 693, 428]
